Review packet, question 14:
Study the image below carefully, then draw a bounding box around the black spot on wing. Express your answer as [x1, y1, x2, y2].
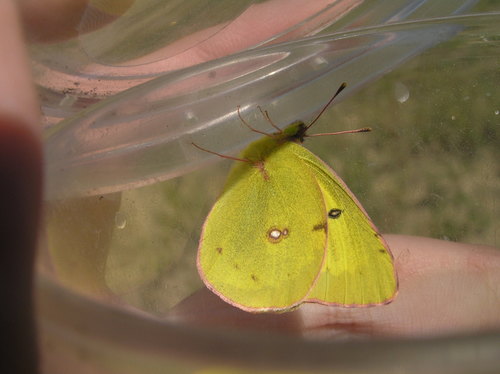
[328, 209, 342, 219]
[251, 274, 258, 282]
[216, 247, 223, 254]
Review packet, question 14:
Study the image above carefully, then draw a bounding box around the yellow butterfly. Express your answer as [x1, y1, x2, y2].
[195, 83, 398, 312]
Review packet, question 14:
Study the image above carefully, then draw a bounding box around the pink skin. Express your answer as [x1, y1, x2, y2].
[2, 4, 499, 374]
[173, 235, 500, 338]
[1, 1, 43, 373]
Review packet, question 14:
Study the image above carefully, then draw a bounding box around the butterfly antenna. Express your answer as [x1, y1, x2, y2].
[306, 82, 347, 130]
[191, 142, 251, 164]
[258, 106, 283, 133]
[307, 127, 372, 137]
[238, 106, 274, 137]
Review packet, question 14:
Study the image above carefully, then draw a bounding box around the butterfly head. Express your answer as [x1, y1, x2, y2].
[281, 121, 308, 143]
[278, 83, 348, 144]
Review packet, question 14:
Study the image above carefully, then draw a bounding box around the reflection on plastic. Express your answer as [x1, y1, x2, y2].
[45, 17, 465, 200]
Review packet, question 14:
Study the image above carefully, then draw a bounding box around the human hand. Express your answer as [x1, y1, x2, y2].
[169, 235, 500, 339]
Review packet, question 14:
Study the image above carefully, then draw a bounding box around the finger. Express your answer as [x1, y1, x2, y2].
[20, 0, 343, 68]
[18, 0, 88, 41]
[0, 1, 39, 130]
[300, 235, 500, 338]
[18, 0, 138, 42]
[0, 1, 42, 373]
[168, 287, 305, 335]
[167, 235, 500, 339]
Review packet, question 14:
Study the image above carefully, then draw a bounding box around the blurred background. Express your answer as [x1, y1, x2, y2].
[34, 1, 499, 373]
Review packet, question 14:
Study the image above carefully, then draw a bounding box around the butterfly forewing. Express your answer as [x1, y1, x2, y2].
[197, 142, 328, 312]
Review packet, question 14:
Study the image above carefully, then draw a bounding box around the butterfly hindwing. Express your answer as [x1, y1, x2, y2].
[289, 143, 398, 306]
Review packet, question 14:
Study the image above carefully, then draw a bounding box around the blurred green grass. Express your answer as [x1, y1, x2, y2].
[313, 29, 499, 245]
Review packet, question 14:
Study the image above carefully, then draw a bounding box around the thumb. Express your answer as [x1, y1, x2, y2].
[0, 1, 42, 373]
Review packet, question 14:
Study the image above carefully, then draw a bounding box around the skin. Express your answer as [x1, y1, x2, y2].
[2, 1, 499, 373]
[170, 235, 500, 338]
[0, 1, 42, 373]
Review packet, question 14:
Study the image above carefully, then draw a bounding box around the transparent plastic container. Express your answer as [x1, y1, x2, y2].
[34, 0, 481, 128]
[37, 2, 499, 374]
